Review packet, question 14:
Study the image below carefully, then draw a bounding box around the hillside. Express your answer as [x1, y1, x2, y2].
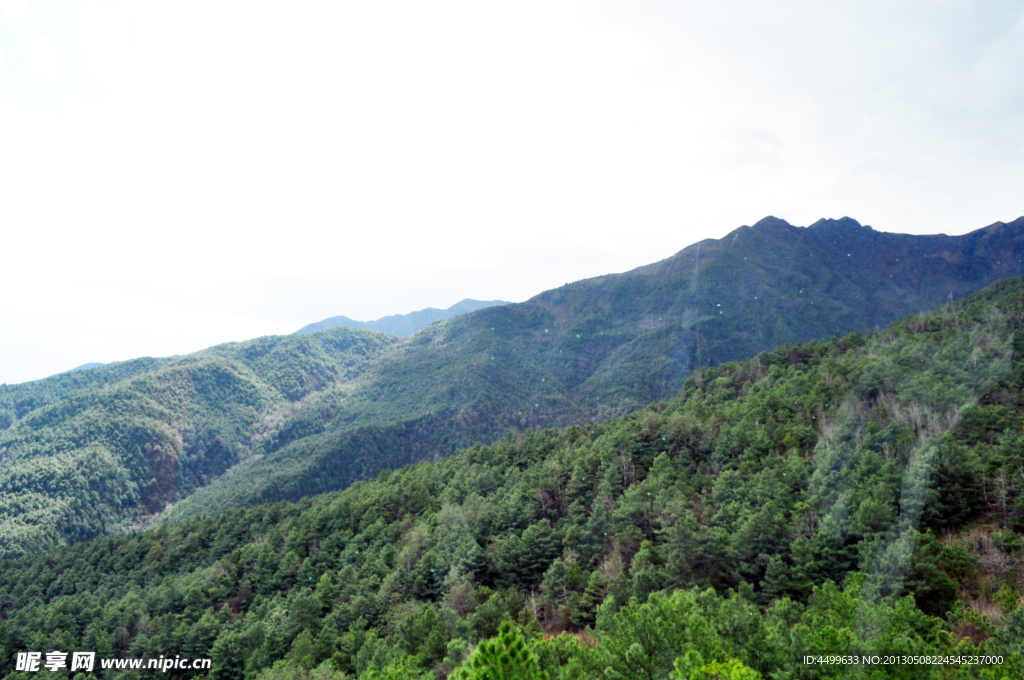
[1, 277, 1021, 679]
[4, 215, 1024, 553]
[0, 329, 396, 557]
[295, 299, 511, 337]
[169, 215, 1024, 518]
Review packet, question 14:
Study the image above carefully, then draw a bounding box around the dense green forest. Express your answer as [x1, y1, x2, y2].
[0, 330, 396, 557]
[4, 216, 1024, 556]
[1, 276, 1022, 679]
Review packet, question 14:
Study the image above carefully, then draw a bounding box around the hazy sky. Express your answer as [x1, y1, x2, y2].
[1, 0, 1022, 384]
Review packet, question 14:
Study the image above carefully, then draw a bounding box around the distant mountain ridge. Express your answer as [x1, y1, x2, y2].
[295, 298, 510, 336]
[3, 214, 1024, 554]
[68, 362, 104, 373]
[609, 214, 1024, 365]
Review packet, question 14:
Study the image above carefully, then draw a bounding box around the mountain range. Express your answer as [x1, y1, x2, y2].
[295, 299, 510, 337]
[2, 215, 1023, 557]
[1, 271, 1021, 679]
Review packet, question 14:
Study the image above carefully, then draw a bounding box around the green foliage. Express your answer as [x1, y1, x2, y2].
[451, 622, 547, 680]
[0, 329, 396, 556]
[671, 655, 762, 680]
[254, 659, 350, 680]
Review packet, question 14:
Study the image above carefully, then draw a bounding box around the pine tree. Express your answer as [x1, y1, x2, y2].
[630, 540, 665, 601]
[451, 622, 547, 680]
[570, 571, 608, 627]
[519, 520, 560, 585]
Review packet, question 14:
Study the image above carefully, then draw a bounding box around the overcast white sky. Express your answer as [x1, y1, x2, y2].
[1, 0, 1022, 384]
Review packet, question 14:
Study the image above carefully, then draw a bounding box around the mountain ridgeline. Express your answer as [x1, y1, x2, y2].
[1, 215, 1023, 556]
[295, 299, 511, 337]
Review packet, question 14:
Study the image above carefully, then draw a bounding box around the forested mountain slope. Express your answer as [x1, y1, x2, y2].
[4, 216, 1024, 551]
[295, 299, 510, 337]
[170, 215, 1024, 518]
[1, 277, 1022, 679]
[0, 329, 396, 557]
